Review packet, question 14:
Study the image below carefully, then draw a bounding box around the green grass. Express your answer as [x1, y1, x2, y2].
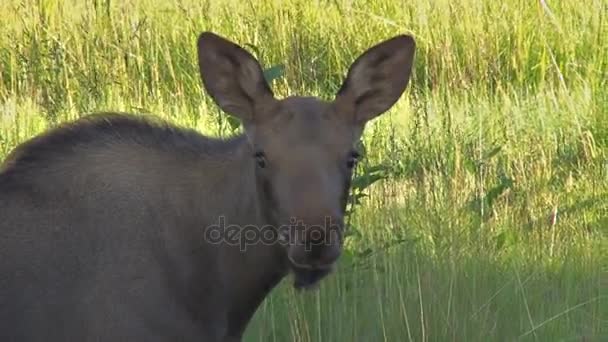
[1, 0, 606, 340]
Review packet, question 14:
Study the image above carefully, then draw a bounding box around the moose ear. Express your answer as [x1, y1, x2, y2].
[197, 32, 275, 123]
[335, 35, 416, 125]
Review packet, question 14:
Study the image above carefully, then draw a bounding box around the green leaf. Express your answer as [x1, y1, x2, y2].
[263, 64, 285, 83]
[485, 177, 513, 210]
[226, 116, 242, 132]
[494, 230, 516, 251]
[356, 248, 373, 258]
[361, 164, 390, 174]
[463, 157, 478, 174]
[348, 192, 369, 205]
[351, 173, 387, 192]
[495, 231, 507, 251]
[344, 224, 362, 238]
[466, 176, 514, 219]
[483, 145, 502, 161]
[355, 139, 367, 157]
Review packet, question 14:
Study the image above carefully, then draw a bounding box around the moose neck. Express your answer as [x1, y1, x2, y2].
[205, 134, 289, 338]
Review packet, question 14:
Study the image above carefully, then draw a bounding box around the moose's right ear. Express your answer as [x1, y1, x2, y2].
[197, 32, 275, 123]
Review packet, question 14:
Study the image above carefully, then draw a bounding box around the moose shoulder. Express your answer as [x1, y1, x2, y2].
[0, 32, 415, 341]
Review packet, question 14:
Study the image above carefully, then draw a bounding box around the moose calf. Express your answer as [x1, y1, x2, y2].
[0, 32, 415, 341]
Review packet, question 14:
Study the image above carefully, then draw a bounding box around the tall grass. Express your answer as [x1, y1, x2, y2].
[0, 0, 606, 340]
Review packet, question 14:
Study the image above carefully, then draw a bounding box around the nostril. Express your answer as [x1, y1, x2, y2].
[318, 245, 341, 266]
[306, 232, 326, 260]
[305, 229, 341, 267]
[308, 229, 325, 245]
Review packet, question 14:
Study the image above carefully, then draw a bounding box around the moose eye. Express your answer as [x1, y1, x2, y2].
[254, 151, 267, 168]
[346, 151, 360, 169]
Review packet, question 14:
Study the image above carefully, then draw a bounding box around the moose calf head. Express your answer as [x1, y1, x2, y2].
[197, 32, 415, 289]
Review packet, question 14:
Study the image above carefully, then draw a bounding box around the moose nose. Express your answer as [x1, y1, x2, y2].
[286, 213, 344, 269]
[306, 225, 342, 267]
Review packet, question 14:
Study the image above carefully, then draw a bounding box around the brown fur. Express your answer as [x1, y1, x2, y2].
[0, 32, 415, 341]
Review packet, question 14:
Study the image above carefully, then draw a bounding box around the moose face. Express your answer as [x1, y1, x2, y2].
[196, 32, 416, 288]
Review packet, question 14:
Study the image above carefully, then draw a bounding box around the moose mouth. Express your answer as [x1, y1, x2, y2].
[278, 227, 341, 290]
[288, 257, 335, 290]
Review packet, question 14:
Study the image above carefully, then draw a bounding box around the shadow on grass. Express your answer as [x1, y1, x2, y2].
[246, 245, 606, 342]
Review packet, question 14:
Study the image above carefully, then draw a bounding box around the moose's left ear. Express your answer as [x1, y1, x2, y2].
[335, 35, 416, 124]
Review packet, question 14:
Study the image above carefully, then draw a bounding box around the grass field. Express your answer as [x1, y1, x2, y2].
[0, 0, 606, 340]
